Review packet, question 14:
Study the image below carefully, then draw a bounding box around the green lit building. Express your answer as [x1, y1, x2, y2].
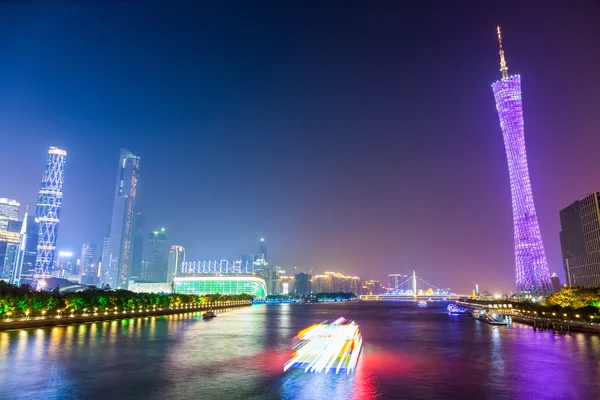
[173, 275, 267, 298]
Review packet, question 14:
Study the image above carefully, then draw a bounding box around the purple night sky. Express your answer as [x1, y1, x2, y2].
[0, 1, 599, 293]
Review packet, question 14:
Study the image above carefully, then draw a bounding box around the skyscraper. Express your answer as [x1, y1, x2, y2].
[388, 273, 408, 291]
[258, 237, 267, 261]
[491, 27, 551, 296]
[80, 243, 100, 284]
[14, 212, 39, 285]
[0, 230, 21, 283]
[35, 147, 67, 275]
[104, 149, 140, 289]
[0, 198, 19, 231]
[167, 245, 185, 284]
[144, 227, 167, 282]
[559, 193, 600, 288]
[130, 211, 145, 280]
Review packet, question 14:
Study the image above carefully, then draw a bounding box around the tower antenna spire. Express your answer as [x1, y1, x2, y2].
[497, 26, 508, 79]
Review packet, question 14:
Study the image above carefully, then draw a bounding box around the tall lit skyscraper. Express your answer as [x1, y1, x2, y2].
[130, 211, 145, 280]
[144, 227, 167, 282]
[104, 149, 140, 289]
[258, 237, 267, 261]
[0, 198, 20, 231]
[14, 212, 38, 285]
[81, 243, 100, 284]
[491, 27, 551, 295]
[35, 147, 67, 275]
[167, 245, 185, 284]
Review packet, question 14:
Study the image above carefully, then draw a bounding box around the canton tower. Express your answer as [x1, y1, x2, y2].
[491, 27, 552, 296]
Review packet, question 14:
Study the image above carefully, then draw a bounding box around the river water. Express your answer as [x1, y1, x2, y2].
[1, 302, 599, 400]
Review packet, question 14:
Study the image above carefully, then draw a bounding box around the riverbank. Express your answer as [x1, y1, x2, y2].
[0, 301, 251, 331]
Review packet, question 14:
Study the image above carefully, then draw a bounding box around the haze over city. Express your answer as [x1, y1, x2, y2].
[1, 1, 599, 293]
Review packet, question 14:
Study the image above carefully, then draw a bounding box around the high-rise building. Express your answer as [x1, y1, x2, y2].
[559, 193, 600, 288]
[362, 280, 383, 295]
[0, 230, 21, 283]
[388, 273, 408, 291]
[80, 243, 100, 284]
[167, 245, 185, 285]
[294, 272, 311, 295]
[35, 147, 67, 275]
[0, 198, 19, 231]
[98, 235, 109, 284]
[56, 251, 76, 276]
[130, 212, 145, 280]
[491, 27, 551, 296]
[143, 227, 167, 282]
[258, 237, 267, 261]
[14, 213, 39, 286]
[104, 149, 140, 289]
[550, 273, 562, 294]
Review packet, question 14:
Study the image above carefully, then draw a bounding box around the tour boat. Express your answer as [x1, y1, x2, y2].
[417, 300, 428, 307]
[283, 317, 362, 374]
[202, 311, 216, 319]
[447, 304, 469, 315]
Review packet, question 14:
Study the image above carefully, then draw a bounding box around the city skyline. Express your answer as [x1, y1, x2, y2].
[0, 2, 599, 293]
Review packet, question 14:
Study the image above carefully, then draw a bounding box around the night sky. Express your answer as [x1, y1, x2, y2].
[1, 1, 599, 293]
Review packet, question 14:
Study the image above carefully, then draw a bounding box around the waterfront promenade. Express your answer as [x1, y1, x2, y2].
[0, 300, 251, 331]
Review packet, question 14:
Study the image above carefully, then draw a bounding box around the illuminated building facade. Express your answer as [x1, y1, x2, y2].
[311, 272, 361, 294]
[0, 230, 21, 283]
[143, 227, 167, 282]
[173, 276, 267, 298]
[104, 149, 140, 289]
[35, 147, 67, 275]
[388, 273, 408, 291]
[14, 213, 38, 285]
[362, 280, 383, 295]
[491, 27, 551, 295]
[81, 243, 100, 284]
[0, 198, 19, 231]
[167, 245, 185, 284]
[559, 192, 600, 288]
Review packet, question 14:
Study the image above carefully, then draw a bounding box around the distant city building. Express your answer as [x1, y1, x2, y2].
[56, 251, 76, 276]
[130, 211, 145, 280]
[362, 280, 383, 295]
[311, 272, 361, 294]
[0, 198, 19, 231]
[0, 230, 21, 283]
[167, 245, 185, 284]
[35, 147, 67, 276]
[181, 259, 254, 274]
[258, 237, 267, 261]
[388, 273, 408, 291]
[294, 272, 311, 295]
[14, 212, 39, 285]
[99, 236, 109, 283]
[81, 243, 100, 285]
[280, 275, 295, 295]
[491, 28, 551, 295]
[550, 273, 562, 294]
[143, 227, 167, 282]
[104, 149, 140, 289]
[559, 192, 600, 288]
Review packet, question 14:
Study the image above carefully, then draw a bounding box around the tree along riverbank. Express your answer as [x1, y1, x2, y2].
[0, 301, 251, 331]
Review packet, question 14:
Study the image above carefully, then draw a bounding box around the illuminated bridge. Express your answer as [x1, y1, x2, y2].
[361, 271, 466, 300]
[174, 275, 267, 298]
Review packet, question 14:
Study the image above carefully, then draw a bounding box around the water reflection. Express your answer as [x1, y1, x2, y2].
[0, 303, 599, 399]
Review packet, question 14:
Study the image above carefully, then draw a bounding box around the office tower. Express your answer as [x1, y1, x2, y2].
[550, 273, 562, 294]
[167, 245, 185, 284]
[388, 273, 408, 291]
[258, 237, 267, 261]
[294, 272, 311, 295]
[80, 243, 100, 284]
[0, 198, 19, 231]
[130, 212, 145, 279]
[559, 193, 600, 288]
[144, 227, 167, 282]
[56, 251, 75, 276]
[491, 27, 551, 295]
[35, 147, 67, 275]
[362, 280, 383, 295]
[104, 149, 140, 289]
[14, 212, 39, 285]
[0, 230, 21, 283]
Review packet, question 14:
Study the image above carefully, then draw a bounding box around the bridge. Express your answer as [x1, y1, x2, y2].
[360, 271, 467, 300]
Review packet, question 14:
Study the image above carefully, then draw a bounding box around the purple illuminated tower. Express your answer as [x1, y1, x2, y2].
[491, 27, 552, 296]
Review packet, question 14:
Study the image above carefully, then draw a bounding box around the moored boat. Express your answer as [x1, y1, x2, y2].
[202, 311, 216, 319]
